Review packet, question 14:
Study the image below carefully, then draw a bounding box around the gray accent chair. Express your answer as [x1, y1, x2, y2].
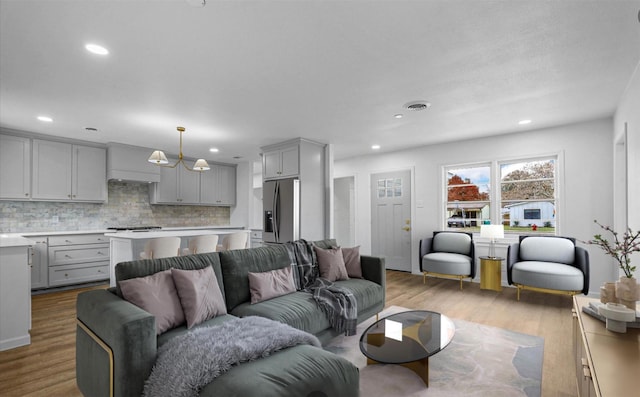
[419, 231, 475, 289]
[507, 235, 589, 300]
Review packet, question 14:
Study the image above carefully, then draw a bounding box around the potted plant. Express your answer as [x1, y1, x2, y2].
[585, 220, 639, 309]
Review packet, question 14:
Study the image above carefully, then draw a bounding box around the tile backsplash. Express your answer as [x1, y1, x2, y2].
[0, 181, 230, 233]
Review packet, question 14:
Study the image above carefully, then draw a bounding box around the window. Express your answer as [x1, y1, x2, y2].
[500, 158, 556, 233]
[523, 209, 541, 220]
[445, 165, 490, 230]
[444, 156, 557, 234]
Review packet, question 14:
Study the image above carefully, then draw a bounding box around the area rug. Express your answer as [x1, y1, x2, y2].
[324, 306, 544, 397]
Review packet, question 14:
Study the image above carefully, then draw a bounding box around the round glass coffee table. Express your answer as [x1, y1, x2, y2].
[359, 310, 455, 386]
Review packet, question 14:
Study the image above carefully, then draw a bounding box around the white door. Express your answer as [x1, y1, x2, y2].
[371, 170, 412, 271]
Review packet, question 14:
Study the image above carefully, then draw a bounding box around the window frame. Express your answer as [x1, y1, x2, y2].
[442, 153, 562, 236]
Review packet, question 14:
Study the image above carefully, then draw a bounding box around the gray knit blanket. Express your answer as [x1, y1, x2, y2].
[285, 240, 358, 336]
[143, 316, 321, 397]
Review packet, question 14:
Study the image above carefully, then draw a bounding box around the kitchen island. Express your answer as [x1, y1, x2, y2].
[105, 228, 250, 287]
[0, 236, 34, 350]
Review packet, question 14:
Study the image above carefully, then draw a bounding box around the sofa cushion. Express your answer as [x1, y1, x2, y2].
[315, 246, 349, 282]
[422, 252, 472, 275]
[333, 278, 384, 313]
[220, 245, 292, 311]
[231, 291, 331, 335]
[157, 313, 237, 348]
[115, 253, 224, 300]
[341, 246, 363, 278]
[172, 266, 227, 328]
[248, 266, 297, 304]
[198, 344, 359, 397]
[512, 261, 583, 291]
[433, 232, 472, 255]
[520, 237, 575, 264]
[118, 270, 185, 335]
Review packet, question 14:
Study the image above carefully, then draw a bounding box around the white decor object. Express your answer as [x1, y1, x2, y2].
[597, 302, 636, 333]
[481, 224, 504, 259]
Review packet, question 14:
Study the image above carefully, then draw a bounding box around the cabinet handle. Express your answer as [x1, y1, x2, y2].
[68, 194, 72, 198]
[72, 195, 76, 198]
[65, 240, 72, 243]
[25, 193, 29, 196]
[64, 273, 69, 277]
[97, 251, 104, 255]
[65, 254, 72, 258]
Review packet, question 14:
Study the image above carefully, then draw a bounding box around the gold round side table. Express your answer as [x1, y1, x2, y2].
[480, 256, 503, 292]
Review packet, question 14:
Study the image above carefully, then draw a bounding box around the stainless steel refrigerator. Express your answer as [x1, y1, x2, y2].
[263, 178, 300, 244]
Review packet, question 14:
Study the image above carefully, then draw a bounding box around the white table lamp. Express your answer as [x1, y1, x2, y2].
[481, 224, 504, 259]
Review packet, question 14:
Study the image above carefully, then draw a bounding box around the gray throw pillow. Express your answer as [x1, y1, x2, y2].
[171, 266, 227, 329]
[119, 269, 185, 335]
[248, 266, 297, 304]
[314, 246, 349, 282]
[341, 246, 362, 278]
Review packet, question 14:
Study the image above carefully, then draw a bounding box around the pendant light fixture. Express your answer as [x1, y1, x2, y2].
[148, 126, 210, 171]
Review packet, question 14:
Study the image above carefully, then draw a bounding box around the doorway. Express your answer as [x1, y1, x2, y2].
[333, 176, 355, 247]
[370, 170, 412, 272]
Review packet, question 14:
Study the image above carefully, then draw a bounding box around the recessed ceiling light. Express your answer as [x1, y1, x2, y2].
[394, 114, 403, 119]
[518, 119, 532, 125]
[209, 148, 219, 153]
[85, 44, 109, 55]
[37, 116, 53, 122]
[371, 145, 381, 150]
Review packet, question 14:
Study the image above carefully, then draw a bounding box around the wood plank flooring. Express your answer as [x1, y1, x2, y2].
[0, 272, 577, 396]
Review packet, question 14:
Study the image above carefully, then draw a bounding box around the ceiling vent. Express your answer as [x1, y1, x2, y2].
[403, 101, 431, 111]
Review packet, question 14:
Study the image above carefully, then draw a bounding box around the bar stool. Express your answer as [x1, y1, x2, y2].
[139, 237, 181, 259]
[182, 234, 219, 255]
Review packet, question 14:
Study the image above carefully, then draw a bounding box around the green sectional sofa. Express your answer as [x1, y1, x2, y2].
[76, 239, 385, 397]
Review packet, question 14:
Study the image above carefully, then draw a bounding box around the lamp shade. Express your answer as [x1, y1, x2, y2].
[480, 224, 504, 239]
[148, 150, 169, 165]
[193, 159, 210, 171]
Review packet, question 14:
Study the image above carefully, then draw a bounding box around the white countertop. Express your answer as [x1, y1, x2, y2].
[105, 228, 249, 239]
[0, 236, 35, 248]
[6, 226, 246, 238]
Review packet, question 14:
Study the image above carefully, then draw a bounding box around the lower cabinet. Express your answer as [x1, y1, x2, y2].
[0, 245, 31, 351]
[47, 234, 109, 287]
[30, 237, 49, 289]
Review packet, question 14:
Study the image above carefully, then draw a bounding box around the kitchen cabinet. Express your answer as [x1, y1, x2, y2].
[32, 140, 107, 202]
[47, 234, 109, 287]
[150, 160, 200, 204]
[0, 134, 31, 200]
[263, 145, 299, 179]
[150, 161, 236, 206]
[0, 239, 32, 351]
[30, 237, 48, 289]
[200, 164, 236, 205]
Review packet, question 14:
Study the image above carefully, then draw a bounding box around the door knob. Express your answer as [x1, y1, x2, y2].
[402, 226, 411, 232]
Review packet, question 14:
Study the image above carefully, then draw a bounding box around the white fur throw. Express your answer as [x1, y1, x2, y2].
[143, 316, 321, 397]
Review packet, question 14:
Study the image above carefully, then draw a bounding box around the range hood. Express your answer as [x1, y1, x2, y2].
[107, 143, 161, 183]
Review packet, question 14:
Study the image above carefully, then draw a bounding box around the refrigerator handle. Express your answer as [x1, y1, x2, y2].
[273, 181, 280, 242]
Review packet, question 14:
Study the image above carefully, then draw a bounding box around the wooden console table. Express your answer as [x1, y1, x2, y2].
[572, 296, 639, 396]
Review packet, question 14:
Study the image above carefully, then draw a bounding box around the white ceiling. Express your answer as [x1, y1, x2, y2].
[1, 0, 639, 163]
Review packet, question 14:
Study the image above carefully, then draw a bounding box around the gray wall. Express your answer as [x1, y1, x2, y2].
[0, 181, 230, 233]
[335, 117, 614, 295]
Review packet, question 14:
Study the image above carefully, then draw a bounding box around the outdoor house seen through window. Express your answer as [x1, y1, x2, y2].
[445, 157, 557, 235]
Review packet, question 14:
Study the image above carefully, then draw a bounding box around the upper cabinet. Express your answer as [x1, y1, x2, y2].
[201, 164, 236, 206]
[263, 145, 299, 180]
[0, 135, 31, 200]
[32, 140, 107, 202]
[149, 162, 236, 206]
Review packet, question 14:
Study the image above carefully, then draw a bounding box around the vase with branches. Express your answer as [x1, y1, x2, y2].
[585, 220, 639, 278]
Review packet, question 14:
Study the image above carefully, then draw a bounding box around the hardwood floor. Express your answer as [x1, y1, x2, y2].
[0, 272, 577, 396]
